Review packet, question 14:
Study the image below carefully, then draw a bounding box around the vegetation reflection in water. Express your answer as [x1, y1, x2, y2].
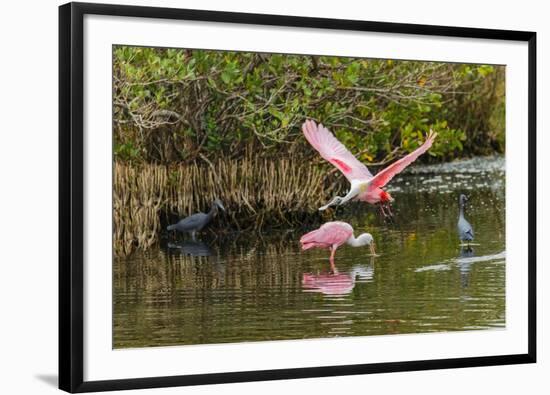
[113, 156, 505, 348]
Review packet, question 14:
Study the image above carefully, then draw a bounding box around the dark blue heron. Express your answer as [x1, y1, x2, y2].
[457, 194, 474, 245]
[167, 199, 225, 240]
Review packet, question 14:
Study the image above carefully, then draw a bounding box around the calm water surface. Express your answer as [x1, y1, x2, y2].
[114, 156, 505, 348]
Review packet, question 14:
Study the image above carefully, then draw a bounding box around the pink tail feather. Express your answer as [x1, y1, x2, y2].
[300, 229, 320, 244]
[300, 228, 325, 250]
[301, 242, 317, 251]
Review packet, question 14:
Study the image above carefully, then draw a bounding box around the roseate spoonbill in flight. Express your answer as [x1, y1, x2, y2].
[167, 199, 225, 240]
[457, 194, 474, 245]
[300, 221, 375, 268]
[302, 120, 437, 217]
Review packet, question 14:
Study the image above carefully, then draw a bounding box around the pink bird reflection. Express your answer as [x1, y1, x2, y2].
[302, 272, 355, 296]
[302, 264, 375, 296]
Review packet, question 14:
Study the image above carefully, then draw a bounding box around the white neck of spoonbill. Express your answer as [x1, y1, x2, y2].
[347, 233, 373, 247]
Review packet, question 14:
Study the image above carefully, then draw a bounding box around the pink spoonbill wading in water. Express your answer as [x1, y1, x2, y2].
[302, 120, 437, 218]
[300, 221, 375, 270]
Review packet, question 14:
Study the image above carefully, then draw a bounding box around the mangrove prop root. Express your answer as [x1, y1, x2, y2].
[114, 158, 340, 256]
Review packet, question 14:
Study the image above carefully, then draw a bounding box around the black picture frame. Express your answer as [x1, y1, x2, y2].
[59, 2, 537, 393]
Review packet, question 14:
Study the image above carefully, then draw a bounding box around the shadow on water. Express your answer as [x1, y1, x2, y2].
[459, 246, 475, 288]
[114, 156, 506, 348]
[166, 240, 214, 257]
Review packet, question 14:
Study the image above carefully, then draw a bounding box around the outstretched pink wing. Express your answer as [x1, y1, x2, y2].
[370, 130, 437, 189]
[302, 120, 373, 182]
